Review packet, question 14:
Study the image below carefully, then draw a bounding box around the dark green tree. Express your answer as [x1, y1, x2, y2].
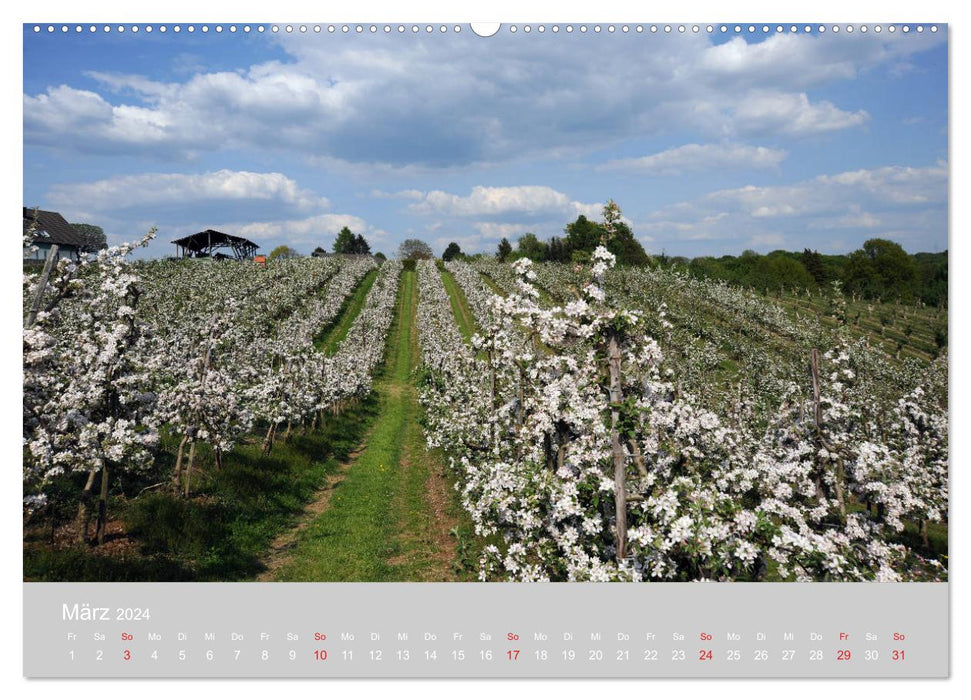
[333, 226, 356, 254]
[516, 233, 549, 262]
[311, 245, 327, 257]
[801, 248, 827, 285]
[269, 245, 299, 260]
[497, 237, 513, 261]
[547, 236, 569, 263]
[71, 223, 107, 251]
[564, 215, 603, 256]
[600, 201, 650, 267]
[843, 238, 918, 300]
[689, 256, 726, 280]
[442, 242, 463, 261]
[864, 238, 918, 299]
[765, 256, 814, 291]
[604, 221, 650, 266]
[398, 238, 434, 260]
[374, 252, 387, 262]
[351, 233, 371, 255]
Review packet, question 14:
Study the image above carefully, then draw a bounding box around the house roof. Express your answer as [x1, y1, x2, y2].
[23, 208, 86, 248]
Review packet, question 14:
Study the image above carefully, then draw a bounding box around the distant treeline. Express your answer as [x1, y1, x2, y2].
[484, 212, 946, 307]
[675, 242, 947, 307]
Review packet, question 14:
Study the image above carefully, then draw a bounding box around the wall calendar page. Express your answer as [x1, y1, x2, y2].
[18, 4, 953, 688]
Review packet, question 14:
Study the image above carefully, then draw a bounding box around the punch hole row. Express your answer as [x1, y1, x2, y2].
[30, 24, 941, 35]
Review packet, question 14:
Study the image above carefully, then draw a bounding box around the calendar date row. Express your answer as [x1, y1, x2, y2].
[67, 646, 909, 664]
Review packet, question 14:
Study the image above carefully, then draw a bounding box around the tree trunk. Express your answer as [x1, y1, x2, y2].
[75, 467, 98, 544]
[488, 349, 498, 410]
[284, 419, 292, 442]
[48, 498, 58, 547]
[214, 448, 223, 471]
[834, 459, 847, 524]
[810, 349, 826, 501]
[262, 423, 276, 457]
[920, 519, 930, 549]
[183, 441, 197, 498]
[95, 463, 109, 545]
[607, 333, 628, 563]
[26, 244, 60, 328]
[172, 434, 190, 494]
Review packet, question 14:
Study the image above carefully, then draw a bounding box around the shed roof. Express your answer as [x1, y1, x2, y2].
[171, 229, 260, 253]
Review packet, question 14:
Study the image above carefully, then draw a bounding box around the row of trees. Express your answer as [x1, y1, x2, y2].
[272, 233, 439, 263]
[263, 207, 943, 307]
[495, 201, 651, 267]
[268, 227, 382, 260]
[684, 239, 946, 305]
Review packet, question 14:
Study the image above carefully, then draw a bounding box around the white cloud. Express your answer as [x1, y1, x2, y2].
[48, 170, 328, 213]
[641, 162, 947, 253]
[227, 213, 384, 248]
[599, 143, 787, 175]
[408, 185, 601, 219]
[815, 205, 882, 230]
[471, 221, 534, 239]
[730, 92, 868, 137]
[431, 232, 500, 255]
[703, 163, 947, 218]
[23, 29, 940, 167]
[370, 189, 425, 200]
[694, 31, 942, 90]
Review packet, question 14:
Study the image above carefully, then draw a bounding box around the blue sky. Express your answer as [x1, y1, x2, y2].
[22, 24, 948, 259]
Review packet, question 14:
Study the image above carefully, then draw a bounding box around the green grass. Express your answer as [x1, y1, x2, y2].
[269, 386, 410, 580]
[774, 291, 945, 363]
[272, 268, 479, 581]
[438, 264, 478, 342]
[314, 268, 380, 355]
[478, 270, 507, 297]
[23, 399, 378, 581]
[478, 268, 558, 308]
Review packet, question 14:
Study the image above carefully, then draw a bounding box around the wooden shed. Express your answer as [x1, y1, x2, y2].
[172, 229, 259, 260]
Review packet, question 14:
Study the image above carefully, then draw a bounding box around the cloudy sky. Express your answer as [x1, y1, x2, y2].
[23, 24, 947, 259]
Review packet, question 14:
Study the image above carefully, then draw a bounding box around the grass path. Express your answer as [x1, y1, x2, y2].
[439, 265, 478, 341]
[268, 269, 464, 581]
[314, 268, 380, 355]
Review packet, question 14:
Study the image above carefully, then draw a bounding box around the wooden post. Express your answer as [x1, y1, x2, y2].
[810, 348, 825, 501]
[95, 463, 109, 545]
[172, 434, 189, 494]
[608, 332, 628, 562]
[262, 423, 276, 456]
[26, 244, 59, 328]
[183, 442, 196, 498]
[810, 349, 822, 428]
[75, 467, 98, 544]
[834, 459, 847, 524]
